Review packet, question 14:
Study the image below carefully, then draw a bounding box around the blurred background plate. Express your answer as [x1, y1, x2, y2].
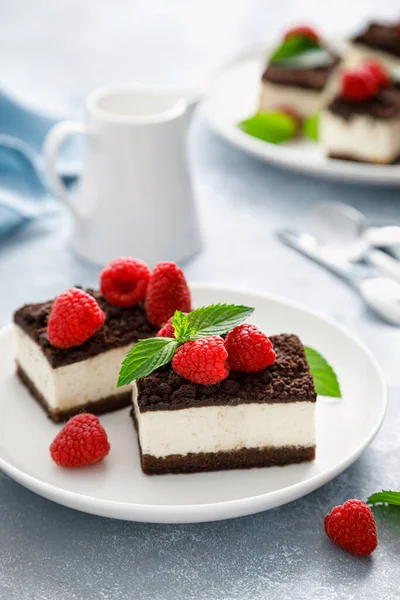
[202, 42, 400, 187]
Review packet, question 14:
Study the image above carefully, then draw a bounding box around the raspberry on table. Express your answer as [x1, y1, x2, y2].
[100, 257, 151, 307]
[47, 288, 105, 349]
[225, 324, 276, 372]
[172, 336, 230, 384]
[145, 262, 192, 327]
[284, 26, 319, 43]
[341, 69, 378, 102]
[324, 499, 378, 556]
[50, 413, 110, 467]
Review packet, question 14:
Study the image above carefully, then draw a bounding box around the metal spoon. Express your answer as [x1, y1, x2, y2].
[306, 201, 400, 282]
[278, 228, 400, 325]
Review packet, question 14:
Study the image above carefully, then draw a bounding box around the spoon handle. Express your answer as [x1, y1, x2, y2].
[366, 249, 400, 283]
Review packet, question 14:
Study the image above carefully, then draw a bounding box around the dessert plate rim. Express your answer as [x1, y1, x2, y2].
[0, 284, 387, 523]
[201, 41, 400, 186]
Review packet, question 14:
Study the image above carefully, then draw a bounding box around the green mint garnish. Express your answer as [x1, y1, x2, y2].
[188, 303, 254, 338]
[117, 303, 254, 385]
[367, 491, 400, 507]
[270, 35, 320, 63]
[273, 48, 334, 70]
[238, 111, 296, 144]
[303, 114, 319, 141]
[118, 337, 179, 386]
[304, 346, 341, 398]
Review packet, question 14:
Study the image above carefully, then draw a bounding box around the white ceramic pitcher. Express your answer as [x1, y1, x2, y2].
[44, 84, 202, 266]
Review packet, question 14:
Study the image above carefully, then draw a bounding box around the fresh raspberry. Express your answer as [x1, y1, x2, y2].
[284, 26, 319, 43]
[276, 104, 302, 130]
[145, 262, 192, 327]
[50, 413, 110, 467]
[47, 288, 105, 349]
[172, 336, 230, 384]
[324, 499, 378, 556]
[100, 257, 151, 307]
[361, 61, 390, 88]
[341, 69, 378, 101]
[156, 318, 175, 338]
[225, 324, 276, 372]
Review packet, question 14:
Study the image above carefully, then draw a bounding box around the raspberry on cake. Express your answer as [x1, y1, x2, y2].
[320, 64, 400, 164]
[118, 305, 317, 476]
[260, 26, 339, 117]
[344, 21, 400, 72]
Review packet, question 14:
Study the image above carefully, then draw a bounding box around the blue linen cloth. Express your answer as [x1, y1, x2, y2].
[0, 89, 80, 238]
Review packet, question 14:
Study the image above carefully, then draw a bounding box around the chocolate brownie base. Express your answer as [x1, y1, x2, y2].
[14, 289, 158, 369]
[137, 334, 316, 412]
[131, 406, 315, 475]
[17, 364, 131, 423]
[262, 58, 339, 91]
[353, 22, 400, 58]
[328, 88, 400, 121]
[328, 152, 400, 165]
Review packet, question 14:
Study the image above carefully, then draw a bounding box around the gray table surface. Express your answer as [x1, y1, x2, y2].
[1, 1, 399, 598]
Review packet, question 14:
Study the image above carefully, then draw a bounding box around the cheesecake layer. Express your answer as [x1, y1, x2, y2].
[259, 81, 322, 117]
[133, 390, 315, 458]
[15, 325, 132, 412]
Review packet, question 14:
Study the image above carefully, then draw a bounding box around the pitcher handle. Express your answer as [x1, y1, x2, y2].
[43, 121, 87, 217]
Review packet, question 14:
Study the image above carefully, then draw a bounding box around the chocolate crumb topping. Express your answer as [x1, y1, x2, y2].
[328, 86, 400, 120]
[14, 289, 158, 368]
[137, 334, 316, 411]
[353, 22, 400, 58]
[262, 57, 339, 90]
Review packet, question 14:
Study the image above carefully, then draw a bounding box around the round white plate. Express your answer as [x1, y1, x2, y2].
[201, 42, 400, 186]
[0, 285, 386, 523]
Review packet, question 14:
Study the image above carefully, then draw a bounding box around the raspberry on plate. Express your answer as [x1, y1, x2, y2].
[100, 257, 151, 307]
[47, 288, 105, 349]
[341, 69, 378, 102]
[50, 413, 110, 467]
[324, 499, 378, 556]
[225, 324, 276, 372]
[172, 336, 230, 384]
[145, 262, 192, 327]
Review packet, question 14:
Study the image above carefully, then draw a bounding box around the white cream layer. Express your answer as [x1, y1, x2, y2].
[259, 80, 322, 117]
[14, 325, 132, 411]
[343, 43, 400, 72]
[133, 389, 315, 458]
[320, 110, 400, 163]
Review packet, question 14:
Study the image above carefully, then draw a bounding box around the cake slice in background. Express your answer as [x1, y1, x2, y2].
[260, 26, 339, 118]
[320, 62, 400, 164]
[344, 22, 400, 72]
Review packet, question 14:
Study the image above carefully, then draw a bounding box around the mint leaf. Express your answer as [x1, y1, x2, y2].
[270, 35, 320, 63]
[304, 346, 341, 398]
[303, 114, 319, 141]
[172, 310, 195, 343]
[367, 491, 400, 507]
[274, 48, 334, 70]
[188, 304, 254, 338]
[238, 112, 296, 144]
[117, 338, 179, 386]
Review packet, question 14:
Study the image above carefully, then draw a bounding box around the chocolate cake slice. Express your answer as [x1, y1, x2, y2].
[14, 290, 158, 422]
[132, 334, 317, 475]
[345, 22, 400, 71]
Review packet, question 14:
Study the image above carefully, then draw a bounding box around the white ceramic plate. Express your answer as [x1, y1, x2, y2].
[0, 285, 386, 523]
[201, 42, 400, 186]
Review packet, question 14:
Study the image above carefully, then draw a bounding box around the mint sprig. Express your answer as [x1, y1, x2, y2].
[304, 346, 341, 398]
[117, 303, 254, 385]
[188, 304, 254, 337]
[238, 112, 296, 144]
[367, 491, 400, 507]
[270, 35, 320, 63]
[118, 337, 179, 386]
[303, 113, 319, 141]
